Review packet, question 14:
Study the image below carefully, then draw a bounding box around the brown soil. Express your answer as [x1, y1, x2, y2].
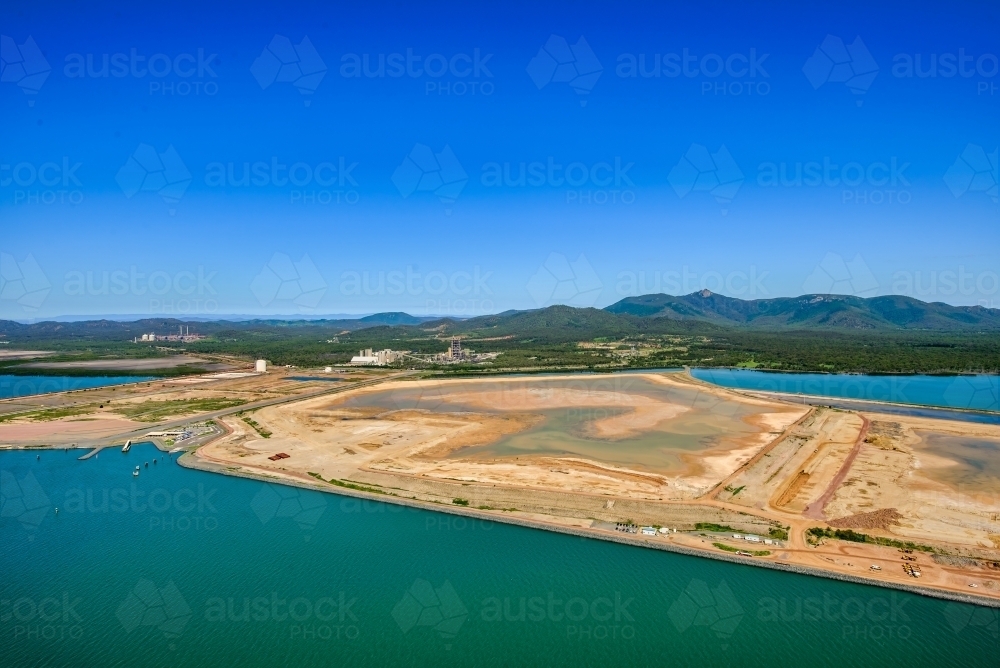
[828, 508, 905, 530]
[776, 471, 810, 507]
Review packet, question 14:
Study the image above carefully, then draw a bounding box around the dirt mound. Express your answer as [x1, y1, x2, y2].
[931, 554, 981, 568]
[828, 508, 903, 530]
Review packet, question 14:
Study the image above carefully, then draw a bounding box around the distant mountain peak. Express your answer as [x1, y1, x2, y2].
[604, 292, 1000, 331]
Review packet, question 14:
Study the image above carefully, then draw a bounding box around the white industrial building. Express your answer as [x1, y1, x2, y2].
[255, 359, 267, 373]
[350, 349, 403, 366]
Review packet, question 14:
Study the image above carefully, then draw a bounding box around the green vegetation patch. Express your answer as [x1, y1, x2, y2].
[452, 498, 470, 506]
[807, 527, 936, 552]
[695, 522, 737, 533]
[111, 398, 246, 422]
[0, 404, 95, 423]
[307, 472, 389, 495]
[240, 414, 271, 438]
[768, 526, 789, 540]
[713, 542, 770, 556]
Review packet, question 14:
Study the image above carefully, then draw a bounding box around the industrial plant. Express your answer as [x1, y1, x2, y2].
[347, 338, 498, 366]
[133, 326, 204, 342]
[350, 348, 405, 366]
[433, 337, 499, 364]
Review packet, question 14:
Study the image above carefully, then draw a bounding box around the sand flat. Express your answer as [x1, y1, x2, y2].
[213, 372, 805, 500]
[183, 371, 1000, 602]
[0, 415, 144, 444]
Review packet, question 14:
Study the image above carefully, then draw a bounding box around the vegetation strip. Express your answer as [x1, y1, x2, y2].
[714, 542, 771, 557]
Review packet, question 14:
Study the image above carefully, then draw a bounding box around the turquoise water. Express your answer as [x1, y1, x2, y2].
[2, 444, 995, 667]
[692, 369, 1000, 412]
[0, 375, 158, 399]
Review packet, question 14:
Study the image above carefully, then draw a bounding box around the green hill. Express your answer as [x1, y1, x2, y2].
[604, 291, 1000, 331]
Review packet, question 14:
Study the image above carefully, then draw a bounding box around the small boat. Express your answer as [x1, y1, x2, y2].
[153, 459, 157, 465]
[144, 462, 148, 468]
[133, 466, 140, 477]
[122, 440, 132, 453]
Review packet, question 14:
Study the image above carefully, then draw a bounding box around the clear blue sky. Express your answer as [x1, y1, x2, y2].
[1, 0, 997, 320]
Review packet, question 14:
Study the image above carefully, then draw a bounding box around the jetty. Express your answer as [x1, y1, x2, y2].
[78, 447, 104, 460]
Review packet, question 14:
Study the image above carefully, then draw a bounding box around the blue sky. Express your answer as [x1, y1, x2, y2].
[1, 0, 997, 320]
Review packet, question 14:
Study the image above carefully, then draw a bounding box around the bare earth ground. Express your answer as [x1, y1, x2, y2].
[19, 354, 227, 370]
[3, 367, 999, 604]
[0, 350, 55, 360]
[0, 369, 377, 446]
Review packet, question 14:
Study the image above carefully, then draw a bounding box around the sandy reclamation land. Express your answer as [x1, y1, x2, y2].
[3, 366, 998, 604]
[190, 371, 1000, 603]
[199, 373, 806, 500]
